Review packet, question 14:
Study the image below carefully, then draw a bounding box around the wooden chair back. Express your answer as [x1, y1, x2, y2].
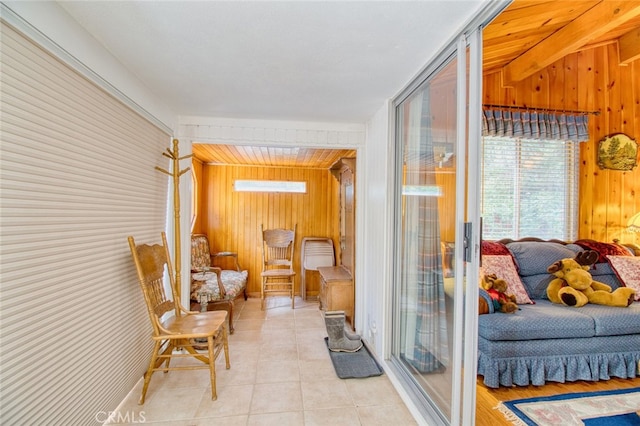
[128, 232, 181, 336]
[261, 225, 296, 271]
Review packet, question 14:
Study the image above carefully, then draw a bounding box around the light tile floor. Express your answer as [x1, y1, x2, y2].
[109, 296, 417, 425]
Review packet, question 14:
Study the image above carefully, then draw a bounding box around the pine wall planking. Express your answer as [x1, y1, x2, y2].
[192, 160, 341, 297]
[483, 45, 640, 245]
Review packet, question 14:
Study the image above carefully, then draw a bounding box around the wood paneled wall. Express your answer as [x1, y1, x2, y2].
[193, 161, 341, 297]
[483, 45, 640, 244]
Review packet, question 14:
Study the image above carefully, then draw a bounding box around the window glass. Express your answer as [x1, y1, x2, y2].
[481, 137, 579, 240]
[234, 180, 306, 193]
[191, 172, 198, 232]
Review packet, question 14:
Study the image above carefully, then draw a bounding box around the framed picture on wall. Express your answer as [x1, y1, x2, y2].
[597, 133, 638, 171]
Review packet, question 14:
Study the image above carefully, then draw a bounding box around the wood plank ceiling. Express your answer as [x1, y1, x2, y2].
[192, 144, 356, 169]
[193, 0, 640, 168]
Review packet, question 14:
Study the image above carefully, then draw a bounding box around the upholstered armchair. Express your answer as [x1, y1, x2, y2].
[190, 234, 248, 333]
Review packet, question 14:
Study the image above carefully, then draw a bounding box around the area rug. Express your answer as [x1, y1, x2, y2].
[496, 387, 640, 426]
[324, 337, 384, 379]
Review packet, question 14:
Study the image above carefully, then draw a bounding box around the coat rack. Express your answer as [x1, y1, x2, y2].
[156, 138, 192, 299]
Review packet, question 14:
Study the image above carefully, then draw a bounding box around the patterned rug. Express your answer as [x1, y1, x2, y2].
[496, 387, 640, 425]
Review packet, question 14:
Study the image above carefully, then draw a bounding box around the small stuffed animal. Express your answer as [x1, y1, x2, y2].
[481, 273, 518, 313]
[546, 250, 635, 308]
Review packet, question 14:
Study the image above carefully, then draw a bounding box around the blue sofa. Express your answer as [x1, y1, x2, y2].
[477, 239, 640, 388]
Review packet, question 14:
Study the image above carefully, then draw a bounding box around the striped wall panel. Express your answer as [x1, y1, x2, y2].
[0, 20, 170, 425]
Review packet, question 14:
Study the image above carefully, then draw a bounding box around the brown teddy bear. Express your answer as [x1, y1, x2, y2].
[481, 273, 518, 313]
[546, 250, 635, 308]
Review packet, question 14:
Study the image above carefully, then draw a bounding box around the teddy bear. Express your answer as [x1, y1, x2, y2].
[480, 273, 518, 313]
[546, 250, 635, 308]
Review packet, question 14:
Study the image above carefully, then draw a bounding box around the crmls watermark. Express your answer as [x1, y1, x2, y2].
[95, 410, 146, 424]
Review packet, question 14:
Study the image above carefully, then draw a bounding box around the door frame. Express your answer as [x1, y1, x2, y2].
[385, 2, 508, 424]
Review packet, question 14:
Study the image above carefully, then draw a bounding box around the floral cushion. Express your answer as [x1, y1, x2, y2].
[480, 255, 534, 304]
[482, 240, 520, 272]
[606, 255, 640, 301]
[191, 270, 248, 301]
[191, 235, 212, 270]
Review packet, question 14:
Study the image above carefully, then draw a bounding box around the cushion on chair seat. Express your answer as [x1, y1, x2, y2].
[191, 270, 248, 301]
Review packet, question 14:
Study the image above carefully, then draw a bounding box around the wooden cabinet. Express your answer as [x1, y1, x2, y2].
[323, 157, 356, 329]
[318, 265, 354, 329]
[330, 158, 356, 276]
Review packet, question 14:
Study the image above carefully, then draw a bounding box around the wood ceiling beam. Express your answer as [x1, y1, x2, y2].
[618, 27, 640, 64]
[502, 1, 640, 86]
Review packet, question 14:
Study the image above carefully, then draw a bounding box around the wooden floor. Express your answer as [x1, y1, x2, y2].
[475, 376, 640, 425]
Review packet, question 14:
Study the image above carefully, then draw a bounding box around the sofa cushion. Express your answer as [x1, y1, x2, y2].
[506, 241, 583, 276]
[521, 274, 554, 300]
[480, 255, 533, 304]
[589, 262, 615, 276]
[478, 300, 594, 341]
[591, 273, 623, 290]
[521, 273, 623, 301]
[577, 302, 640, 336]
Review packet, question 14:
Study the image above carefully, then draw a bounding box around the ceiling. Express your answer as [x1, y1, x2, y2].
[483, 0, 640, 84]
[57, 0, 640, 168]
[192, 144, 356, 169]
[58, 0, 485, 124]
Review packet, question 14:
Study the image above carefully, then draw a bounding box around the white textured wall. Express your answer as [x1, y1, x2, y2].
[177, 116, 365, 147]
[360, 102, 393, 357]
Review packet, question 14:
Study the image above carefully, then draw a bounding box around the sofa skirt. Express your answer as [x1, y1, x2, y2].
[478, 334, 640, 388]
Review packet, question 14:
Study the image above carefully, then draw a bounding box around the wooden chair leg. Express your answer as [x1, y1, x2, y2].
[222, 325, 230, 369]
[140, 340, 161, 405]
[207, 336, 217, 400]
[227, 301, 234, 334]
[261, 278, 266, 310]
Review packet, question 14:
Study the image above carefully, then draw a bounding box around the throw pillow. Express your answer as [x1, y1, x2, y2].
[480, 255, 534, 304]
[606, 255, 640, 301]
[506, 241, 581, 277]
[574, 239, 631, 263]
[481, 240, 511, 256]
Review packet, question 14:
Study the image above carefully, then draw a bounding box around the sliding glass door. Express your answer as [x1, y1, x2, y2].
[390, 31, 482, 425]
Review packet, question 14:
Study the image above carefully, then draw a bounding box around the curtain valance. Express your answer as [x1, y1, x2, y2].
[482, 109, 590, 142]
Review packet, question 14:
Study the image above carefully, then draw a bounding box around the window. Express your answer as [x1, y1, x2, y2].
[234, 180, 306, 193]
[481, 137, 579, 240]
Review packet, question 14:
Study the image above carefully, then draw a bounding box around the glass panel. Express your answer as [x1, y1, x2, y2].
[233, 180, 306, 193]
[393, 55, 458, 420]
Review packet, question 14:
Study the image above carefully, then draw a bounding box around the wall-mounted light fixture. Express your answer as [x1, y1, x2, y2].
[628, 212, 640, 233]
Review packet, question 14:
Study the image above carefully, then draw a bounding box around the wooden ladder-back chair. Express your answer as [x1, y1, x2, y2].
[260, 224, 297, 310]
[128, 232, 230, 404]
[190, 234, 248, 334]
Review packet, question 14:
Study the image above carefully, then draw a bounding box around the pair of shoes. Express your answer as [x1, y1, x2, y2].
[324, 310, 362, 352]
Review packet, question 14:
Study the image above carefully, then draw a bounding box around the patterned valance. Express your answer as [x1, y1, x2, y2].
[482, 109, 590, 142]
